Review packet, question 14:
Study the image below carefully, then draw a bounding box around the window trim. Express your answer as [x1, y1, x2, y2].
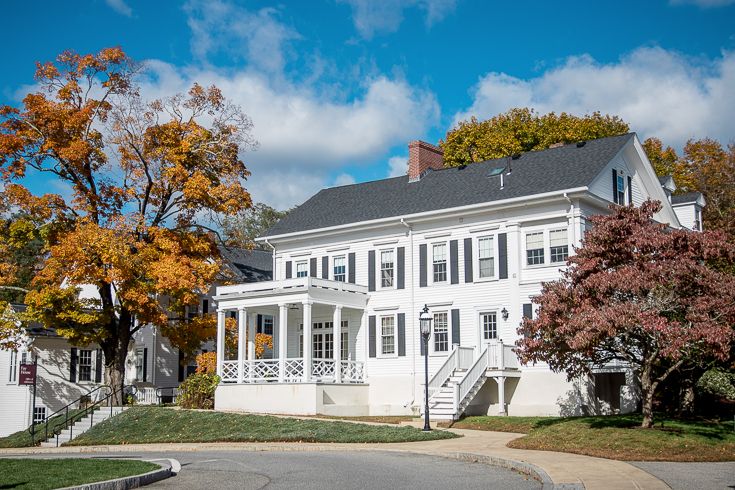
[479, 310, 499, 342]
[474, 234, 499, 282]
[8, 350, 18, 384]
[78, 349, 93, 383]
[377, 247, 397, 290]
[430, 241, 449, 285]
[378, 314, 398, 358]
[33, 406, 47, 424]
[295, 260, 309, 278]
[523, 226, 572, 269]
[135, 348, 145, 382]
[616, 170, 626, 205]
[332, 255, 347, 282]
[549, 228, 570, 264]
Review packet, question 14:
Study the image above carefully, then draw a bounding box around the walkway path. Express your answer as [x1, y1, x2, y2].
[0, 427, 669, 489]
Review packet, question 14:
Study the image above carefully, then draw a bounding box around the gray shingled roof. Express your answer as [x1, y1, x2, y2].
[671, 192, 702, 205]
[264, 133, 635, 237]
[218, 247, 273, 283]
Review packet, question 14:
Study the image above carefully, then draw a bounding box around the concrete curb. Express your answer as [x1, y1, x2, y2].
[56, 458, 175, 490]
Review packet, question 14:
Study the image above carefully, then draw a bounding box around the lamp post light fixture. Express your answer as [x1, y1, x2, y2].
[419, 304, 433, 432]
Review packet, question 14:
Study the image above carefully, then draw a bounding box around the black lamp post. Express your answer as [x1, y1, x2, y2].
[419, 304, 433, 432]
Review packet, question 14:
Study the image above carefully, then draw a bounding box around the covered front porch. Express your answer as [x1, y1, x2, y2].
[213, 277, 370, 386]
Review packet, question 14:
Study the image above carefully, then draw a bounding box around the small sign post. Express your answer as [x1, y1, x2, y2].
[20, 358, 38, 444]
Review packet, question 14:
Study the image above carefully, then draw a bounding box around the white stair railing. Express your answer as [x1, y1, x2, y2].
[453, 346, 489, 417]
[427, 345, 459, 395]
[457, 346, 475, 370]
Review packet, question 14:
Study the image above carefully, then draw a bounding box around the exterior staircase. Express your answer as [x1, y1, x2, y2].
[426, 368, 468, 420]
[40, 407, 126, 447]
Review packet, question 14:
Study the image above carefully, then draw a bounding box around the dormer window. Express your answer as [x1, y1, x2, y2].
[616, 172, 626, 205]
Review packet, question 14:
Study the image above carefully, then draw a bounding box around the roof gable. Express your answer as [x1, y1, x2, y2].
[264, 133, 635, 237]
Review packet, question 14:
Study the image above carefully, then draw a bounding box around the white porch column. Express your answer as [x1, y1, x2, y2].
[333, 306, 342, 383]
[278, 303, 288, 382]
[216, 309, 226, 378]
[497, 376, 507, 415]
[247, 312, 257, 361]
[302, 301, 312, 382]
[237, 307, 247, 383]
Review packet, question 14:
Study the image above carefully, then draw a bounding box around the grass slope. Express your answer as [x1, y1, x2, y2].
[0, 458, 159, 490]
[453, 414, 735, 462]
[68, 407, 458, 445]
[0, 408, 86, 448]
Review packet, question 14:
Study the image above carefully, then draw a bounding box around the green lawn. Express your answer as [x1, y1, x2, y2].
[452, 414, 735, 461]
[67, 407, 458, 445]
[0, 458, 159, 490]
[0, 408, 86, 448]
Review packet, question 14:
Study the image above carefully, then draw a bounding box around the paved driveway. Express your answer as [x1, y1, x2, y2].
[631, 461, 735, 490]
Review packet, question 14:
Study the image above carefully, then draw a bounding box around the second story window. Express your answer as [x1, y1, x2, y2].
[380, 250, 394, 287]
[616, 172, 626, 205]
[526, 232, 545, 266]
[478, 236, 495, 278]
[550, 228, 569, 263]
[333, 256, 346, 282]
[432, 243, 447, 282]
[296, 261, 308, 278]
[78, 349, 92, 382]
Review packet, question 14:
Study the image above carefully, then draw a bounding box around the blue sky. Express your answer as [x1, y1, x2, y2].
[3, 0, 735, 209]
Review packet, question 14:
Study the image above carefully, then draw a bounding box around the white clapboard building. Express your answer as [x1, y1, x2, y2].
[212, 134, 704, 420]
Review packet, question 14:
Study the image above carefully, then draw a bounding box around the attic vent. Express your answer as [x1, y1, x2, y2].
[488, 166, 505, 177]
[511, 153, 521, 160]
[576, 141, 587, 148]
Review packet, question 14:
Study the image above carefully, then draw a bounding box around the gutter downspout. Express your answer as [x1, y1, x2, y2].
[400, 218, 416, 410]
[563, 192, 576, 248]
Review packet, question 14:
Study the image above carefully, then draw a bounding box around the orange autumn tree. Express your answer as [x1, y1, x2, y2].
[0, 48, 255, 401]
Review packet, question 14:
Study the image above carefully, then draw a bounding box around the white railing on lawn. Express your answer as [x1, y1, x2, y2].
[453, 346, 489, 416]
[340, 360, 365, 383]
[134, 387, 158, 405]
[220, 358, 365, 384]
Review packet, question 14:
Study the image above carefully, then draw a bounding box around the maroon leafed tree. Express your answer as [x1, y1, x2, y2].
[517, 200, 735, 428]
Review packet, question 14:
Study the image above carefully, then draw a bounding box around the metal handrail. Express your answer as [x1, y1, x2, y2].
[47, 384, 136, 447]
[27, 384, 110, 444]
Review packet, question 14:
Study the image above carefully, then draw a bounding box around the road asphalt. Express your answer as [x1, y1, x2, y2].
[630, 461, 735, 490]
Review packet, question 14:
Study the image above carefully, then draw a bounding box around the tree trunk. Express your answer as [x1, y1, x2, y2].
[101, 309, 133, 406]
[640, 365, 656, 429]
[679, 376, 696, 416]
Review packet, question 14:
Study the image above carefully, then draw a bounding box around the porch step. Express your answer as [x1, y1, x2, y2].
[40, 407, 126, 447]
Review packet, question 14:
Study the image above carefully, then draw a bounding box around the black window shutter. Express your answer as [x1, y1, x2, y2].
[285, 261, 292, 279]
[523, 303, 533, 319]
[627, 175, 633, 204]
[451, 309, 460, 346]
[368, 251, 376, 291]
[612, 169, 618, 204]
[143, 348, 148, 382]
[450, 240, 459, 284]
[368, 315, 376, 358]
[396, 247, 405, 290]
[310, 257, 317, 277]
[257, 314, 263, 334]
[464, 238, 473, 283]
[419, 244, 427, 287]
[397, 313, 406, 356]
[94, 349, 102, 383]
[348, 253, 356, 283]
[178, 350, 185, 382]
[70, 348, 77, 382]
[321, 256, 329, 279]
[498, 233, 508, 279]
[202, 299, 209, 315]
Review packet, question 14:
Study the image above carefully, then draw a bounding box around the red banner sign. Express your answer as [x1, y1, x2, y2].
[19, 363, 36, 385]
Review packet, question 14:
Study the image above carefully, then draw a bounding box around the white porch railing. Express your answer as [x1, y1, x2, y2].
[486, 340, 520, 369]
[453, 346, 490, 416]
[427, 345, 475, 395]
[216, 277, 369, 297]
[220, 358, 365, 384]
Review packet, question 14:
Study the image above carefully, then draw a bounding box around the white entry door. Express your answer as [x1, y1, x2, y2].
[479, 311, 498, 347]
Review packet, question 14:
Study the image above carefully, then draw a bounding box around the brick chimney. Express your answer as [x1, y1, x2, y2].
[408, 140, 444, 182]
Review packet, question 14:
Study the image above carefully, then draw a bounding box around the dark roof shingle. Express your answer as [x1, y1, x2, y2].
[671, 192, 702, 205]
[265, 133, 634, 237]
[218, 247, 272, 283]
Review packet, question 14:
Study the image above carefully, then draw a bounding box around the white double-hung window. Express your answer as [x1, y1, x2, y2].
[525, 232, 545, 266]
[478, 236, 495, 279]
[380, 316, 396, 356]
[549, 228, 569, 263]
[380, 250, 394, 288]
[78, 349, 93, 382]
[432, 243, 447, 283]
[433, 312, 449, 353]
[8, 350, 17, 383]
[616, 171, 626, 205]
[333, 256, 346, 282]
[296, 260, 308, 278]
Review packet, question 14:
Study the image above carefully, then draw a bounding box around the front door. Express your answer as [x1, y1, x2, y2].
[479, 311, 498, 347]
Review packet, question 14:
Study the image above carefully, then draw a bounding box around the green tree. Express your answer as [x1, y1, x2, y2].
[221, 202, 289, 249]
[440, 108, 630, 166]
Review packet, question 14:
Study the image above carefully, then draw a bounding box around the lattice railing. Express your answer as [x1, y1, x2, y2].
[284, 358, 304, 382]
[312, 359, 335, 380]
[221, 361, 239, 382]
[251, 359, 280, 381]
[340, 360, 365, 383]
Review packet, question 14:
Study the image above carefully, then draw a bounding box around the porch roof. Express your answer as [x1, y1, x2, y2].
[213, 277, 369, 310]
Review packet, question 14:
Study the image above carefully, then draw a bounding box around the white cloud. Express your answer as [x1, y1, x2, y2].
[105, 0, 132, 17]
[669, 0, 735, 7]
[453, 47, 735, 149]
[339, 0, 457, 39]
[387, 155, 408, 177]
[333, 173, 357, 186]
